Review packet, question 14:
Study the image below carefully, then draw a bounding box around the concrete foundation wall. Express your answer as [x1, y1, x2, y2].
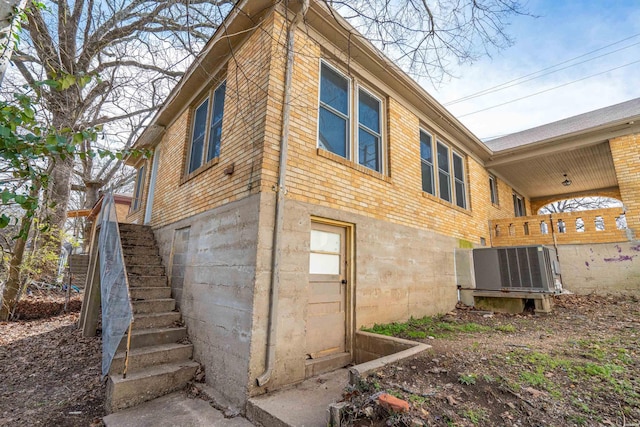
[558, 242, 640, 295]
[154, 194, 262, 409]
[248, 194, 463, 397]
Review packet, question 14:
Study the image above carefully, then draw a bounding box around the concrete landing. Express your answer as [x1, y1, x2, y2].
[247, 369, 348, 427]
[103, 391, 254, 427]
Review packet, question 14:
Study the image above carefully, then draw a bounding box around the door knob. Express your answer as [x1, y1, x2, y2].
[341, 279, 347, 284]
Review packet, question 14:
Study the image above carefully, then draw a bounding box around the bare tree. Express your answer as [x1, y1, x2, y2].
[6, 0, 233, 237]
[5, 0, 529, 240]
[325, 0, 528, 82]
[538, 197, 622, 214]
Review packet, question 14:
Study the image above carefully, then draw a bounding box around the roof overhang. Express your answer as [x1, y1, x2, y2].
[486, 121, 640, 200]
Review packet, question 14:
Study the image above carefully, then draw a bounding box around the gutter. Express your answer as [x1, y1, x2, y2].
[257, 0, 309, 387]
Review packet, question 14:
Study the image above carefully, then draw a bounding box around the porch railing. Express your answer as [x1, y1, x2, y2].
[489, 207, 629, 247]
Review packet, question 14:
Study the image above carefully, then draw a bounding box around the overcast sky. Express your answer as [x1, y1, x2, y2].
[419, 0, 640, 141]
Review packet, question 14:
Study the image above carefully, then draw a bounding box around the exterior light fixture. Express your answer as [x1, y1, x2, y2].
[562, 173, 572, 187]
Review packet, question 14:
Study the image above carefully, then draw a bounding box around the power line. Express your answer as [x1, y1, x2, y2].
[445, 32, 640, 106]
[445, 41, 640, 106]
[458, 58, 640, 118]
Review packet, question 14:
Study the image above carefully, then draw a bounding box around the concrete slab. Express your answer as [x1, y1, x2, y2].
[103, 391, 254, 427]
[247, 369, 348, 427]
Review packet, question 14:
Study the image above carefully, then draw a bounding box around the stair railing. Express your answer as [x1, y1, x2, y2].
[96, 192, 134, 379]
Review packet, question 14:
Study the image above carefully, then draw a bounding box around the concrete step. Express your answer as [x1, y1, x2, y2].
[109, 343, 194, 375]
[118, 327, 188, 351]
[132, 312, 182, 330]
[119, 223, 153, 232]
[123, 254, 163, 266]
[128, 275, 167, 287]
[122, 246, 159, 257]
[132, 298, 175, 314]
[121, 237, 157, 248]
[130, 287, 172, 300]
[106, 360, 200, 413]
[127, 265, 166, 277]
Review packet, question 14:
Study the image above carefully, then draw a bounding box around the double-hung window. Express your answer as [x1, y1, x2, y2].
[132, 164, 146, 211]
[419, 130, 434, 194]
[318, 62, 384, 173]
[452, 152, 466, 209]
[420, 129, 468, 209]
[187, 81, 226, 175]
[513, 192, 526, 217]
[489, 174, 498, 204]
[437, 142, 451, 203]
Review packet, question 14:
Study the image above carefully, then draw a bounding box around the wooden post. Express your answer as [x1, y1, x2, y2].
[79, 223, 101, 337]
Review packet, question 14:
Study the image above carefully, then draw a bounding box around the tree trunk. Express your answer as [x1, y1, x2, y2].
[81, 181, 102, 252]
[0, 212, 33, 321]
[45, 153, 74, 243]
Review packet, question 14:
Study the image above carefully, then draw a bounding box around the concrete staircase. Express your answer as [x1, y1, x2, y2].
[105, 223, 199, 413]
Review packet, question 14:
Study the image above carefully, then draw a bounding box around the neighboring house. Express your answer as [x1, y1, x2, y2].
[122, 0, 640, 411]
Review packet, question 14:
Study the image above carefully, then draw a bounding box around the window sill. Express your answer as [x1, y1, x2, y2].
[421, 191, 472, 216]
[316, 148, 392, 184]
[180, 157, 220, 185]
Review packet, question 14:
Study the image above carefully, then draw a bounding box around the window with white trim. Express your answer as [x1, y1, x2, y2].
[452, 152, 466, 209]
[318, 61, 384, 173]
[132, 165, 145, 212]
[186, 81, 226, 175]
[419, 130, 434, 195]
[420, 129, 468, 209]
[436, 141, 451, 202]
[489, 174, 498, 204]
[513, 192, 526, 217]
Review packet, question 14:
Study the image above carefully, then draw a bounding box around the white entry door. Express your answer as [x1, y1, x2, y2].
[306, 222, 347, 359]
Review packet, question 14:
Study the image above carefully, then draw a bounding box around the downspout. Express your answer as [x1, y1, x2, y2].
[257, 0, 309, 387]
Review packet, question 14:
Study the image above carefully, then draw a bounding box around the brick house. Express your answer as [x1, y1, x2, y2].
[122, 0, 640, 410]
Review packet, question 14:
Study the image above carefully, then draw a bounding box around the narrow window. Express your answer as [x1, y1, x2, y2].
[489, 174, 498, 204]
[616, 214, 627, 230]
[576, 217, 585, 232]
[206, 82, 226, 162]
[595, 216, 605, 231]
[318, 63, 349, 159]
[452, 152, 466, 209]
[186, 81, 226, 175]
[132, 165, 146, 212]
[437, 142, 451, 202]
[513, 192, 525, 217]
[188, 99, 209, 173]
[357, 89, 382, 171]
[523, 222, 530, 235]
[419, 130, 434, 195]
[557, 219, 566, 233]
[540, 221, 548, 234]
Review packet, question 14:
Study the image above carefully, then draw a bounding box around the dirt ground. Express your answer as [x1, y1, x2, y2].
[0, 290, 104, 427]
[343, 294, 640, 426]
[1, 292, 638, 427]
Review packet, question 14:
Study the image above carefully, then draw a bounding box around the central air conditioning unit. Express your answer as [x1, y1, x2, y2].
[473, 245, 562, 293]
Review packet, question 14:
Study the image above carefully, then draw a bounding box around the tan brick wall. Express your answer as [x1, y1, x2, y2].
[490, 207, 628, 247]
[609, 134, 640, 237]
[129, 15, 278, 228]
[260, 13, 520, 245]
[129, 8, 528, 243]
